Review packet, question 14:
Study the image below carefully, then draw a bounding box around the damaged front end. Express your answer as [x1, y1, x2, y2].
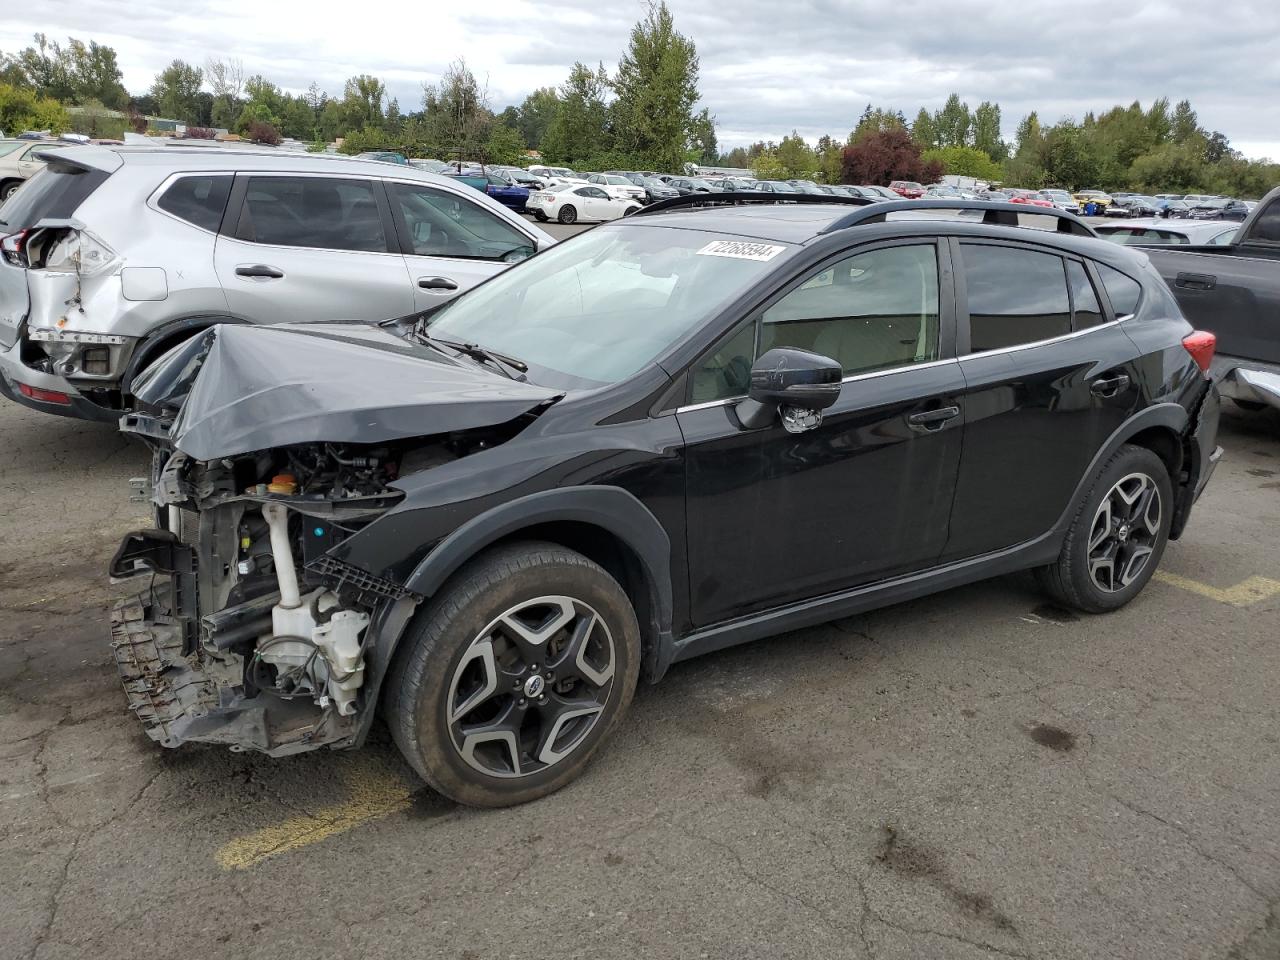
[111, 441, 422, 754]
[110, 322, 560, 755]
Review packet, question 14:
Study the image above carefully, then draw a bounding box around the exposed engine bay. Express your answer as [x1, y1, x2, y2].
[111, 432, 497, 755]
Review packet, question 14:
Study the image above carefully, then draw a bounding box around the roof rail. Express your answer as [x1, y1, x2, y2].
[631, 192, 869, 217]
[630, 192, 1096, 237]
[820, 199, 1097, 237]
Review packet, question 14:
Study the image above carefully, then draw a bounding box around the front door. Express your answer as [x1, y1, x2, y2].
[384, 179, 540, 311]
[214, 174, 414, 324]
[677, 240, 966, 627]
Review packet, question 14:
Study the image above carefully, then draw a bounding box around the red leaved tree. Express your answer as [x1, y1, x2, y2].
[841, 128, 944, 185]
[246, 121, 282, 146]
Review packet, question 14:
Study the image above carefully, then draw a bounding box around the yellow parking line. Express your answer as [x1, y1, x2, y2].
[215, 760, 414, 870]
[1154, 571, 1280, 606]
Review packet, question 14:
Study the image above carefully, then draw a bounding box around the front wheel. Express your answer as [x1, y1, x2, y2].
[386, 541, 641, 807]
[557, 205, 578, 225]
[1035, 444, 1172, 613]
[0, 180, 20, 202]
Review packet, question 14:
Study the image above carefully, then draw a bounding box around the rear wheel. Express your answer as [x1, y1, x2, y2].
[533, 211, 548, 222]
[557, 205, 578, 225]
[0, 180, 21, 202]
[386, 541, 640, 807]
[1035, 444, 1172, 613]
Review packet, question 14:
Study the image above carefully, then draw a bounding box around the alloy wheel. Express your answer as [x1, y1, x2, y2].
[446, 595, 616, 778]
[1087, 472, 1162, 593]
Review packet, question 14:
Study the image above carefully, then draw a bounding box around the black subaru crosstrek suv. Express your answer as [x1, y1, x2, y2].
[112, 196, 1221, 807]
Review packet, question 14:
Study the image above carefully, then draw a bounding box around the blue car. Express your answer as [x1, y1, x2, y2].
[450, 173, 531, 212]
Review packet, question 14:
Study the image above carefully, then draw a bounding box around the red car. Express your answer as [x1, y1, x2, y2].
[1005, 188, 1054, 209]
[888, 180, 924, 198]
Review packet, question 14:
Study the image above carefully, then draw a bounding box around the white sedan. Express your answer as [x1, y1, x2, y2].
[527, 184, 642, 224]
[585, 174, 647, 203]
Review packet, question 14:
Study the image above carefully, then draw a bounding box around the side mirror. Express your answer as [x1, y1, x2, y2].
[737, 347, 842, 432]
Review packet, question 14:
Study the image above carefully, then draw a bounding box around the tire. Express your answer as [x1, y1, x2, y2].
[533, 211, 548, 222]
[386, 541, 641, 807]
[0, 180, 20, 202]
[557, 205, 578, 225]
[622, 205, 637, 217]
[1034, 444, 1173, 614]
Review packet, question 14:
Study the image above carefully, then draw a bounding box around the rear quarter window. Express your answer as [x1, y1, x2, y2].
[1098, 264, 1142, 317]
[156, 175, 232, 232]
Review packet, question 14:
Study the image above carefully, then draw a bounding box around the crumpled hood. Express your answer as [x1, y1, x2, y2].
[133, 322, 561, 461]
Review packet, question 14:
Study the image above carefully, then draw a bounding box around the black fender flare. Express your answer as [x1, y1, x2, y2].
[122, 314, 249, 393]
[1051, 402, 1189, 539]
[406, 484, 675, 670]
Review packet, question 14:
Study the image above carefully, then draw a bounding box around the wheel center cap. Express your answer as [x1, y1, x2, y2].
[1117, 523, 1131, 541]
[524, 675, 545, 698]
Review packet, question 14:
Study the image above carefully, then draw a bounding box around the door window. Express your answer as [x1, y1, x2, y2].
[1066, 260, 1104, 329]
[761, 244, 940, 375]
[389, 181, 534, 261]
[236, 176, 387, 252]
[960, 244, 1070, 351]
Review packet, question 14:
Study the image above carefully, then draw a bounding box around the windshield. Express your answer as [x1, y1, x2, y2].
[767, 181, 799, 192]
[640, 177, 666, 187]
[0, 141, 26, 158]
[603, 176, 632, 185]
[425, 225, 790, 389]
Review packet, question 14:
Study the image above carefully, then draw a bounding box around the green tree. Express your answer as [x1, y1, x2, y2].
[1145, 96, 1172, 145]
[540, 62, 611, 166]
[205, 57, 244, 130]
[610, 1, 701, 171]
[774, 131, 818, 178]
[751, 148, 788, 180]
[150, 59, 203, 123]
[921, 145, 1003, 181]
[688, 107, 717, 164]
[1170, 99, 1199, 144]
[852, 105, 905, 143]
[341, 74, 386, 132]
[65, 39, 127, 108]
[15, 34, 74, 102]
[0, 82, 71, 135]
[911, 107, 938, 150]
[422, 58, 490, 161]
[972, 101, 1004, 163]
[1128, 142, 1208, 193]
[934, 93, 972, 148]
[516, 86, 559, 149]
[1040, 123, 1100, 190]
[484, 123, 527, 165]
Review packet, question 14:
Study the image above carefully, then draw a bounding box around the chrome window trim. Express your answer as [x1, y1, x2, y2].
[674, 357, 960, 414]
[959, 317, 1122, 360]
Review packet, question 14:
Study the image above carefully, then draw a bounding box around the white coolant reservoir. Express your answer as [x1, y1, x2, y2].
[313, 609, 370, 716]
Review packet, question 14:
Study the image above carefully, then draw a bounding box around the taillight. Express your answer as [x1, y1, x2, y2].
[1, 229, 30, 267]
[1182, 330, 1216, 374]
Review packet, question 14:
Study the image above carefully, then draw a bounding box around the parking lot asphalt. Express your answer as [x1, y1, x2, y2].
[3, 385, 1279, 959]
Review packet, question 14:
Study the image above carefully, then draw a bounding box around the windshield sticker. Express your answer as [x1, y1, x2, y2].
[696, 240, 787, 261]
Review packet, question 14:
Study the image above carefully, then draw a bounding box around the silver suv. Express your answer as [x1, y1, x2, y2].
[0, 144, 553, 421]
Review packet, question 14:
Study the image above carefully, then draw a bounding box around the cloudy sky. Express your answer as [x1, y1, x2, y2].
[7, 0, 1280, 159]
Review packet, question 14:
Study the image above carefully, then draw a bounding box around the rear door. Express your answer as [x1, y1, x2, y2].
[214, 173, 414, 324]
[383, 178, 541, 311]
[943, 240, 1142, 561]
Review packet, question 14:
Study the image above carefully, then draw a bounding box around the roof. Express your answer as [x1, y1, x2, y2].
[631, 203, 865, 243]
[35, 143, 438, 180]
